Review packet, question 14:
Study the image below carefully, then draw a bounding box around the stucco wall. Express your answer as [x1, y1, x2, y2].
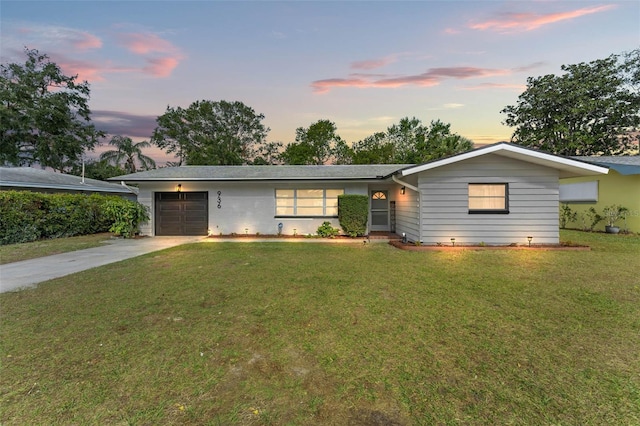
[561, 171, 640, 233]
[416, 154, 560, 245]
[137, 181, 371, 236]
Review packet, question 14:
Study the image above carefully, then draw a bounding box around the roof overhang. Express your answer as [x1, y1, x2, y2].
[0, 180, 137, 194]
[399, 143, 609, 179]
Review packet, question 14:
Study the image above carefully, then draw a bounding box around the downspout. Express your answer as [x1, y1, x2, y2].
[120, 180, 137, 195]
[391, 174, 418, 192]
[391, 174, 421, 242]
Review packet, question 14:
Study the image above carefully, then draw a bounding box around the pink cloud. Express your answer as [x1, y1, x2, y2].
[351, 56, 396, 70]
[117, 32, 184, 77]
[118, 32, 177, 55]
[65, 30, 102, 51]
[143, 56, 180, 78]
[462, 82, 527, 91]
[312, 66, 510, 93]
[470, 5, 616, 32]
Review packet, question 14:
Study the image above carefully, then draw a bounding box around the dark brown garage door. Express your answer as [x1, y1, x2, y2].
[155, 192, 208, 236]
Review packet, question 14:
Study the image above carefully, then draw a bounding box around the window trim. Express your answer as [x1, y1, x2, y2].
[275, 188, 344, 218]
[468, 183, 509, 214]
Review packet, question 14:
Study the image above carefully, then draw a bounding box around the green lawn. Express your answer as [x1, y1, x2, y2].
[1, 230, 639, 425]
[0, 233, 113, 265]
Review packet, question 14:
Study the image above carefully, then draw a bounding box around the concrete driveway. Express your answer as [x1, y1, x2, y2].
[0, 236, 203, 293]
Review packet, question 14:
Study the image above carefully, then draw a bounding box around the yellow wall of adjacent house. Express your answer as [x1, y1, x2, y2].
[561, 170, 640, 233]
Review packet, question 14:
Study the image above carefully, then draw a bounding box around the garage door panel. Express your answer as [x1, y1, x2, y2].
[155, 192, 208, 236]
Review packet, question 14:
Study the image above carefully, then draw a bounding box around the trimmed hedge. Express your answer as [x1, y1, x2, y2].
[338, 194, 368, 237]
[0, 191, 148, 245]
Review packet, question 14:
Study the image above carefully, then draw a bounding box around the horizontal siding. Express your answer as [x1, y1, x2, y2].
[418, 154, 560, 245]
[395, 190, 420, 241]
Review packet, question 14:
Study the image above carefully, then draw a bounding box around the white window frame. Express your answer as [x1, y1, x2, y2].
[275, 188, 344, 217]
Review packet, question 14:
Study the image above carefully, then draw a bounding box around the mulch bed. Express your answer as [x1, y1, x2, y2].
[389, 240, 590, 251]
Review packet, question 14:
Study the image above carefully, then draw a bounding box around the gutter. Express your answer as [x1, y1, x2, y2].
[391, 174, 418, 192]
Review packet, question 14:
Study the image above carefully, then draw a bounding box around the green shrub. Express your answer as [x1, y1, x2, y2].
[338, 194, 368, 237]
[103, 198, 150, 238]
[559, 203, 577, 229]
[0, 191, 148, 245]
[0, 191, 45, 244]
[316, 221, 340, 238]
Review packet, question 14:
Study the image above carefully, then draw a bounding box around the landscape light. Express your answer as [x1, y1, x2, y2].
[527, 236, 533, 247]
[451, 237, 456, 247]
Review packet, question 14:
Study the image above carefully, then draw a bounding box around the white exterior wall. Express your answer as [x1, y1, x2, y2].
[395, 187, 420, 242]
[137, 181, 370, 236]
[417, 155, 560, 245]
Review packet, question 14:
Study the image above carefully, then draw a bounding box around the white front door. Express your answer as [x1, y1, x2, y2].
[370, 190, 389, 231]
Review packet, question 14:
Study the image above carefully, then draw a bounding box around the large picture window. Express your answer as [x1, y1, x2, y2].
[276, 189, 344, 217]
[468, 183, 509, 214]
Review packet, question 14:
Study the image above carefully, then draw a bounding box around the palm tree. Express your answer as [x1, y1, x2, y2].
[100, 135, 156, 174]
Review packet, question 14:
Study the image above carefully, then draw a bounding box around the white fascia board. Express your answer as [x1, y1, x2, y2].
[400, 144, 609, 177]
[0, 181, 133, 193]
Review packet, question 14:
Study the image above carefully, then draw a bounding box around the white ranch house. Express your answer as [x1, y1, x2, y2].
[112, 143, 608, 245]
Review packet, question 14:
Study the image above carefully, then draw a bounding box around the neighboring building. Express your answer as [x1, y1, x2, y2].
[0, 167, 138, 200]
[112, 143, 607, 244]
[560, 156, 640, 233]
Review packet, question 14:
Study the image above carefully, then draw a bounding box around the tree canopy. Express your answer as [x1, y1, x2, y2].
[99, 135, 156, 174]
[0, 48, 103, 171]
[280, 119, 350, 165]
[151, 100, 270, 165]
[501, 49, 640, 156]
[351, 117, 473, 164]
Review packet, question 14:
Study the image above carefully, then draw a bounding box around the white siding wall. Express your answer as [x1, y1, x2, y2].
[137, 181, 369, 236]
[395, 188, 420, 242]
[417, 155, 560, 245]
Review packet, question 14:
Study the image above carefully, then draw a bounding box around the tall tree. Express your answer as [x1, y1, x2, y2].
[501, 50, 640, 156]
[280, 119, 347, 165]
[351, 117, 473, 164]
[69, 159, 127, 181]
[351, 132, 395, 164]
[99, 135, 156, 174]
[151, 100, 270, 165]
[0, 48, 103, 171]
[252, 141, 283, 165]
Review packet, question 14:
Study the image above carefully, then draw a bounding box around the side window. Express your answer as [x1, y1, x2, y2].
[468, 183, 509, 214]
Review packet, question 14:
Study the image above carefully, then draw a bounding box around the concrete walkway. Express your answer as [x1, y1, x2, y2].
[0, 236, 204, 293]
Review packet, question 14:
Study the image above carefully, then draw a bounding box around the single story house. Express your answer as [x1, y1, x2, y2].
[0, 167, 139, 200]
[560, 156, 640, 232]
[112, 143, 608, 245]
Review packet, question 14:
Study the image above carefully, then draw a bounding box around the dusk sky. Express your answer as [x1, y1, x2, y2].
[2, 1, 639, 164]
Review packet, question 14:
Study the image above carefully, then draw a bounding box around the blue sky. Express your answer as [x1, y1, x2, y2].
[2, 1, 639, 164]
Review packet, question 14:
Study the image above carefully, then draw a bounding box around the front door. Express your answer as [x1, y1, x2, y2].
[370, 190, 389, 231]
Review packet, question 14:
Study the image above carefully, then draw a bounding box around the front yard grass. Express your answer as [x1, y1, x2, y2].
[0, 233, 113, 265]
[1, 230, 639, 425]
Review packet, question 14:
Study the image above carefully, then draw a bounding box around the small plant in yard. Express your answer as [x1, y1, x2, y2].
[581, 207, 603, 231]
[316, 221, 340, 238]
[559, 203, 577, 229]
[603, 204, 628, 232]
